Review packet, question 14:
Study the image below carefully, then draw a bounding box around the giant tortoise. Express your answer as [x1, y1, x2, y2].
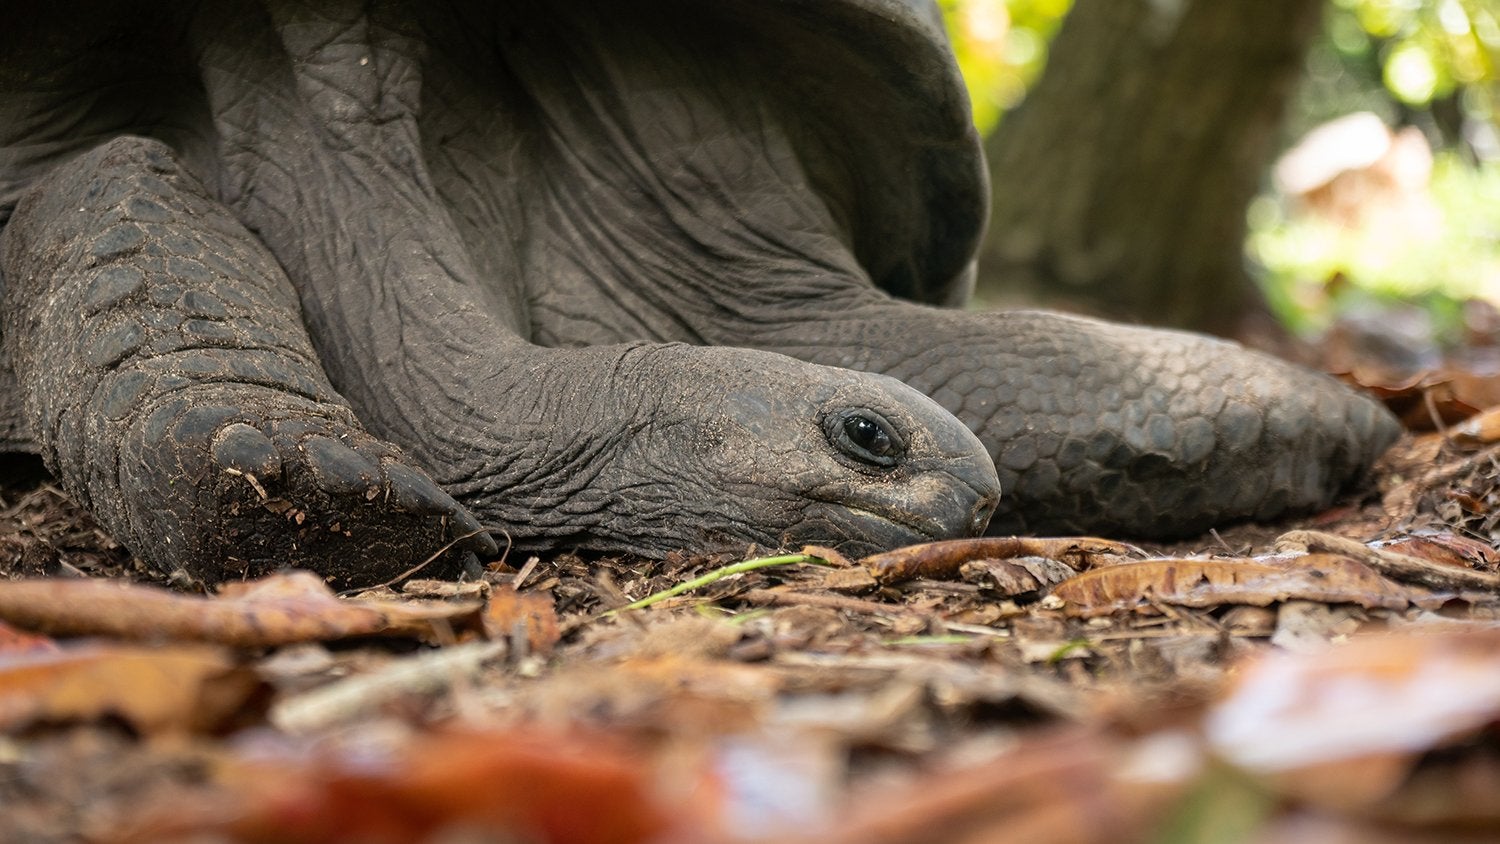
[0, 0, 1399, 585]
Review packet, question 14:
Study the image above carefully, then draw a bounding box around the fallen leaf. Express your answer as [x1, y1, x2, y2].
[1276, 530, 1500, 592]
[1374, 533, 1500, 573]
[482, 584, 560, 655]
[0, 643, 264, 735]
[0, 571, 485, 647]
[861, 537, 1137, 584]
[1452, 405, 1500, 444]
[1337, 366, 1497, 431]
[118, 728, 703, 844]
[1206, 628, 1500, 818]
[1269, 601, 1366, 653]
[1049, 555, 1418, 617]
[959, 557, 1077, 596]
[800, 728, 1178, 844]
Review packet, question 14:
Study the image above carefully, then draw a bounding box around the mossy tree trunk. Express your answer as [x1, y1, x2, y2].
[977, 0, 1323, 334]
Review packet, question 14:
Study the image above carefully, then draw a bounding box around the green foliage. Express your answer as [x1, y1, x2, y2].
[938, 0, 1071, 134]
[941, 0, 1500, 332]
[1333, 0, 1498, 113]
[1248, 154, 1500, 337]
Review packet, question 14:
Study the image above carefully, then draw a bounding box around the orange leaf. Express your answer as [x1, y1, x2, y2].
[120, 729, 704, 844]
[483, 584, 560, 655]
[0, 643, 264, 735]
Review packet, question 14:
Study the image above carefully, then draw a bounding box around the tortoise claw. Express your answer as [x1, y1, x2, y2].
[448, 503, 499, 556]
[211, 422, 283, 478]
[385, 462, 498, 556]
[303, 435, 380, 496]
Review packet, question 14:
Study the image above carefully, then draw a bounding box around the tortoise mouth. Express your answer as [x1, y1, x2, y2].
[801, 468, 1000, 555]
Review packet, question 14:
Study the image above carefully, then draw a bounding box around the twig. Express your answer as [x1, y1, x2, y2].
[271, 639, 509, 733]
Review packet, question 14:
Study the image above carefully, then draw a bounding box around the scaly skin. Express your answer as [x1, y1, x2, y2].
[1, 138, 497, 585]
[0, 0, 1395, 585]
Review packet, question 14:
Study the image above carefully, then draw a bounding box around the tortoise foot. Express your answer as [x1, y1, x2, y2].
[122, 387, 495, 586]
[1, 135, 493, 586]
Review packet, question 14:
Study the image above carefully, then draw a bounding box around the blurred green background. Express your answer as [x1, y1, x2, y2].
[942, 0, 1500, 345]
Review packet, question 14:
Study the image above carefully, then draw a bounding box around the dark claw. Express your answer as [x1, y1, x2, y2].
[459, 551, 484, 578]
[303, 435, 379, 495]
[449, 507, 499, 556]
[385, 462, 452, 514]
[384, 462, 498, 556]
[210, 422, 282, 478]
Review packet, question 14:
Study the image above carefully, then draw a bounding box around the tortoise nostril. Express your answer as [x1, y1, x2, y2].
[968, 492, 999, 536]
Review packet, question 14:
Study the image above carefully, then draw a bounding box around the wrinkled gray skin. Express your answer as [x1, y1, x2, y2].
[0, 0, 1397, 586]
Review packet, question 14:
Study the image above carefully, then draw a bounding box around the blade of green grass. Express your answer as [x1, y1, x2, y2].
[604, 553, 834, 616]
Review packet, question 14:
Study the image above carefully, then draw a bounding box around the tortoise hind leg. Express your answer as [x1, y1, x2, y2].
[0, 136, 495, 586]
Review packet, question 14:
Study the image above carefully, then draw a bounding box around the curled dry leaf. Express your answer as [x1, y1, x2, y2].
[0, 643, 264, 735]
[1340, 366, 1496, 431]
[1206, 628, 1500, 819]
[1048, 555, 1420, 618]
[861, 537, 1138, 585]
[1276, 530, 1500, 592]
[960, 557, 1078, 597]
[1373, 533, 1500, 573]
[1452, 405, 1500, 445]
[0, 571, 485, 648]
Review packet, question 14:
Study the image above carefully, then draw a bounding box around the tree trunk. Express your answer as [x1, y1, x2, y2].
[978, 0, 1323, 334]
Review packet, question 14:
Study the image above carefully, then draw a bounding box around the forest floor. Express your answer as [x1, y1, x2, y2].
[4, 320, 1500, 843]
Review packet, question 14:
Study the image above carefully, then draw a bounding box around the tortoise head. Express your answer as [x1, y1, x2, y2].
[579, 346, 1001, 558]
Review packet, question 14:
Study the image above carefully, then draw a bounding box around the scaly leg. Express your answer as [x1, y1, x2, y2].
[0, 137, 494, 586]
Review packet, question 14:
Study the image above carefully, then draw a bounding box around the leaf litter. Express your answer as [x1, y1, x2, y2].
[8, 355, 1500, 841]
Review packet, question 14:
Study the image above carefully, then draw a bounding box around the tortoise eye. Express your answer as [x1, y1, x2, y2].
[826, 409, 905, 467]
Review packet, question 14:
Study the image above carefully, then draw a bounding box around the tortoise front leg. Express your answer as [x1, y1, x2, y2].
[0, 136, 494, 586]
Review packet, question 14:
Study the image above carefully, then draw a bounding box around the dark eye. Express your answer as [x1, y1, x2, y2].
[825, 409, 905, 467]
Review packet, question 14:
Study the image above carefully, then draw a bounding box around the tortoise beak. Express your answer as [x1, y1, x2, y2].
[800, 451, 1001, 556]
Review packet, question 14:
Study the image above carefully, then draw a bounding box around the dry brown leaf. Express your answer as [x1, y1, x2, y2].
[861, 537, 1138, 584]
[1207, 628, 1500, 821]
[801, 728, 1177, 844]
[1276, 530, 1500, 591]
[0, 643, 264, 735]
[0, 571, 485, 647]
[1049, 555, 1417, 618]
[520, 655, 777, 736]
[960, 557, 1077, 596]
[1338, 366, 1497, 431]
[1374, 533, 1500, 573]
[116, 728, 700, 844]
[483, 584, 560, 655]
[1452, 405, 1500, 444]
